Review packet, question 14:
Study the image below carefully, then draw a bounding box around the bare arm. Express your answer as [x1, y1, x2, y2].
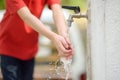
[51, 4, 68, 35]
[51, 4, 72, 47]
[51, 4, 73, 58]
[17, 6, 72, 57]
[17, 7, 56, 40]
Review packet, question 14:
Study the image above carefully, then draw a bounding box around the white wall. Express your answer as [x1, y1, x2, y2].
[105, 0, 120, 80]
[88, 0, 120, 80]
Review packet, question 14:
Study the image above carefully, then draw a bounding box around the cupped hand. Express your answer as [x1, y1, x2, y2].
[53, 34, 73, 58]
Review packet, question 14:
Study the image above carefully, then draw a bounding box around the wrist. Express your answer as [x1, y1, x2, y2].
[58, 31, 68, 37]
[58, 27, 68, 35]
[49, 32, 58, 41]
[58, 30, 68, 35]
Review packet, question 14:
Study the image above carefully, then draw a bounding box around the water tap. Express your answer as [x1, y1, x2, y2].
[62, 6, 88, 27]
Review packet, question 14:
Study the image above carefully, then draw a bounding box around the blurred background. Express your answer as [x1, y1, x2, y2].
[0, 0, 87, 80]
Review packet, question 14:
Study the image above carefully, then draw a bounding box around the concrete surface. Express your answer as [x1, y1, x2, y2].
[88, 0, 120, 80]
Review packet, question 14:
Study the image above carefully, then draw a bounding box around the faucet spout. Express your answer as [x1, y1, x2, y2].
[62, 5, 88, 27]
[67, 13, 88, 27]
[71, 13, 88, 19]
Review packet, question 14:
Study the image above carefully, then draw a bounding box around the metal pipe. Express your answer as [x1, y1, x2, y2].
[67, 13, 88, 27]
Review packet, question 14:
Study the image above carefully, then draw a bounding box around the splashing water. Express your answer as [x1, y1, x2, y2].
[48, 56, 72, 80]
[60, 57, 72, 80]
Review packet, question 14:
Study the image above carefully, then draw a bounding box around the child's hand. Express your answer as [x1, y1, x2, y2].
[53, 34, 73, 58]
[59, 32, 74, 58]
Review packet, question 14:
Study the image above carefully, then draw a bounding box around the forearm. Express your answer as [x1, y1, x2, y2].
[17, 7, 57, 40]
[17, 6, 72, 58]
[51, 4, 68, 34]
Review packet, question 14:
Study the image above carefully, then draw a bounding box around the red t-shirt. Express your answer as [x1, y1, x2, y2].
[0, 0, 60, 60]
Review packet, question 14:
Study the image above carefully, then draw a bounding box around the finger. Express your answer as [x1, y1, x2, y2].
[57, 41, 71, 53]
[57, 40, 73, 56]
[59, 41, 72, 53]
[60, 37, 69, 49]
[65, 37, 71, 45]
[58, 49, 73, 57]
[71, 47, 74, 55]
[61, 33, 71, 45]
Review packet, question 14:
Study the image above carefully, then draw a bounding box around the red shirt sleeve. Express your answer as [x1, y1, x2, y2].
[46, 0, 60, 9]
[5, 0, 26, 14]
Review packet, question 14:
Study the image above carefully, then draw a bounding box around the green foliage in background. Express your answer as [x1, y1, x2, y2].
[0, 0, 5, 10]
[0, 0, 87, 11]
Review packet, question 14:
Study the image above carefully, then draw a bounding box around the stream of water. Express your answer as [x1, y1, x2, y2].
[60, 57, 72, 80]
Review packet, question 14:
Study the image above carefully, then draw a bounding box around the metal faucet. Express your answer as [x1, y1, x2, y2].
[62, 6, 88, 27]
